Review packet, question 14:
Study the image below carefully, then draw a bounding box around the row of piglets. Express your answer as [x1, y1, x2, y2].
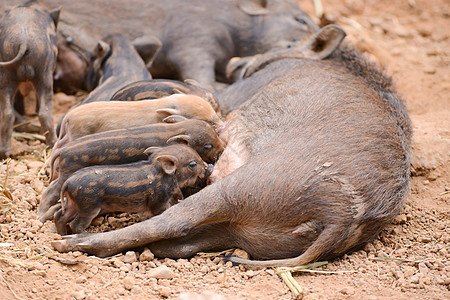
[36, 32, 226, 234]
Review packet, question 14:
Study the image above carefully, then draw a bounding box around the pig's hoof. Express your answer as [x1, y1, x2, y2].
[51, 240, 70, 253]
[51, 233, 92, 253]
[51, 233, 113, 257]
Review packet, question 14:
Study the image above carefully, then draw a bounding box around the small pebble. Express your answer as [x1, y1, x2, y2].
[122, 251, 137, 264]
[123, 276, 134, 290]
[147, 265, 175, 279]
[159, 286, 171, 298]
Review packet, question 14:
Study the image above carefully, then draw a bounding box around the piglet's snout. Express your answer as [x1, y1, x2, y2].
[206, 164, 214, 177]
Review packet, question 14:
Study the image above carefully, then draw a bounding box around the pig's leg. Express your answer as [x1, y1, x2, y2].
[0, 86, 15, 159]
[227, 224, 350, 267]
[38, 178, 63, 219]
[51, 183, 231, 257]
[35, 79, 55, 147]
[149, 223, 236, 259]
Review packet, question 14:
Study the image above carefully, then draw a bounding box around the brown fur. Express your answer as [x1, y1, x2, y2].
[53, 144, 211, 235]
[37, 119, 223, 220]
[53, 94, 224, 150]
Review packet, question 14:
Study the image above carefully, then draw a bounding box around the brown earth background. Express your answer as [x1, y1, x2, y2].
[0, 0, 449, 299]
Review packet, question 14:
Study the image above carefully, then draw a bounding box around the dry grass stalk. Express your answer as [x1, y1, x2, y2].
[0, 274, 25, 300]
[13, 120, 32, 129]
[278, 270, 303, 299]
[197, 249, 234, 258]
[12, 132, 46, 142]
[313, 0, 323, 19]
[371, 256, 429, 263]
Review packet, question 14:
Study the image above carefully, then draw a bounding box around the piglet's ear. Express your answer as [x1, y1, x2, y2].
[96, 40, 111, 60]
[143, 146, 160, 157]
[50, 7, 61, 28]
[163, 115, 188, 123]
[167, 135, 192, 146]
[156, 108, 182, 118]
[156, 155, 178, 175]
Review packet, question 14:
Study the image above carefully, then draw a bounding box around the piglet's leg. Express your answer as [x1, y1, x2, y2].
[35, 79, 55, 147]
[38, 178, 62, 219]
[54, 202, 78, 236]
[52, 183, 230, 257]
[38, 203, 61, 224]
[69, 207, 102, 234]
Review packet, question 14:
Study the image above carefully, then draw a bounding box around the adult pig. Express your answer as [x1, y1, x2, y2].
[52, 26, 412, 268]
[36, 0, 319, 91]
[54, 144, 212, 235]
[0, 2, 60, 159]
[38, 118, 223, 220]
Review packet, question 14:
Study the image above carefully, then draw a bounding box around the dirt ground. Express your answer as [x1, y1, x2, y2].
[0, 0, 449, 299]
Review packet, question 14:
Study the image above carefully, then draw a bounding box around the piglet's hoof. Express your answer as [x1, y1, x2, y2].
[38, 203, 61, 223]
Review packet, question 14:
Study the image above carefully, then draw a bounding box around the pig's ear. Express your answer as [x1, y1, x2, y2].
[132, 35, 162, 67]
[49, 7, 61, 28]
[156, 155, 178, 175]
[237, 0, 269, 15]
[95, 40, 111, 60]
[143, 146, 160, 157]
[167, 135, 192, 146]
[163, 115, 188, 123]
[303, 25, 346, 60]
[156, 108, 182, 118]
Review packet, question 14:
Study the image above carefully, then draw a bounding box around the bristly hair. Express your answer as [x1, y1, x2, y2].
[328, 43, 412, 144]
